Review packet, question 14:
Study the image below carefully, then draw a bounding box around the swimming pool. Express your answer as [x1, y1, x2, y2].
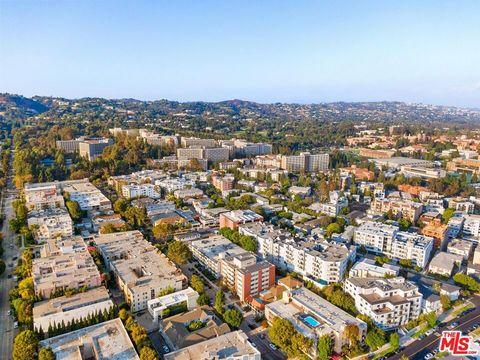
[303, 316, 320, 328]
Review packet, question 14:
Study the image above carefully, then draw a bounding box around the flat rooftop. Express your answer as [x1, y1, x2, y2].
[39, 318, 139, 360]
[164, 330, 259, 360]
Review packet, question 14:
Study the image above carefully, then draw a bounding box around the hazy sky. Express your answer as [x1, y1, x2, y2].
[1, 0, 480, 107]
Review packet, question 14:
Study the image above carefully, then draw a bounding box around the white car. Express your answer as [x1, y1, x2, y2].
[269, 343, 277, 351]
[424, 353, 433, 360]
[13, 322, 19, 329]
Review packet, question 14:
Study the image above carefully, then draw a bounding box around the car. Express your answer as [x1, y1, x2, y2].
[425, 330, 434, 336]
[449, 322, 459, 329]
[7, 310, 11, 315]
[247, 339, 257, 348]
[424, 353, 433, 359]
[162, 345, 169, 353]
[7, 274, 12, 279]
[432, 349, 439, 355]
[259, 333, 265, 339]
[269, 343, 277, 351]
[13, 322, 18, 329]
[8, 263, 14, 268]
[12, 256, 17, 261]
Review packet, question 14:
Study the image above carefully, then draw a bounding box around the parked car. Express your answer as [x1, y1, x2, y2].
[269, 343, 277, 351]
[13, 322, 18, 329]
[162, 345, 169, 353]
[424, 353, 433, 359]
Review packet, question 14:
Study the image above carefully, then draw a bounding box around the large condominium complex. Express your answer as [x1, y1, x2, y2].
[164, 330, 261, 360]
[32, 236, 102, 299]
[177, 146, 230, 162]
[27, 207, 74, 242]
[24, 182, 65, 211]
[39, 319, 139, 360]
[56, 137, 113, 160]
[280, 152, 329, 173]
[180, 137, 217, 148]
[33, 286, 113, 333]
[353, 222, 434, 267]
[344, 277, 422, 330]
[370, 198, 423, 223]
[184, 234, 275, 301]
[240, 223, 355, 284]
[265, 287, 367, 355]
[94, 231, 186, 312]
[108, 169, 166, 192]
[220, 139, 273, 157]
[62, 179, 112, 212]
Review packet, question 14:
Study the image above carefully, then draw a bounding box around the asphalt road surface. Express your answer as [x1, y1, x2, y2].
[0, 152, 20, 359]
[390, 295, 480, 360]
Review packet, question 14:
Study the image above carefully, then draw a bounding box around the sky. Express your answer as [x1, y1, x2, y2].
[1, 0, 480, 107]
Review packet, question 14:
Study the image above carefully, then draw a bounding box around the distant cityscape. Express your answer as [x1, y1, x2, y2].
[1, 94, 480, 360]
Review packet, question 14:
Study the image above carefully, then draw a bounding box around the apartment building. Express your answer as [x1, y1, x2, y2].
[280, 152, 329, 172]
[173, 188, 203, 199]
[32, 236, 102, 299]
[212, 174, 235, 191]
[121, 183, 161, 199]
[164, 330, 260, 360]
[429, 252, 463, 277]
[155, 176, 195, 193]
[349, 258, 400, 278]
[180, 137, 217, 148]
[447, 157, 480, 174]
[240, 223, 355, 285]
[94, 231, 186, 312]
[370, 198, 423, 222]
[340, 165, 375, 181]
[265, 287, 367, 355]
[462, 214, 480, 238]
[344, 277, 422, 330]
[359, 148, 395, 159]
[62, 179, 112, 213]
[177, 146, 230, 162]
[220, 139, 273, 157]
[78, 137, 114, 160]
[27, 207, 74, 242]
[33, 286, 113, 333]
[421, 218, 448, 248]
[108, 169, 166, 192]
[219, 210, 264, 230]
[220, 252, 275, 302]
[447, 238, 474, 260]
[24, 183, 65, 211]
[39, 319, 139, 360]
[147, 287, 199, 324]
[353, 222, 434, 267]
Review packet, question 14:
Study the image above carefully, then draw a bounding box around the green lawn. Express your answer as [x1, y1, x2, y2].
[373, 346, 395, 359]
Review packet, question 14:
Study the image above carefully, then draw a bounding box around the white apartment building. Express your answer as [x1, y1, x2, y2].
[155, 177, 195, 193]
[349, 258, 400, 278]
[344, 277, 422, 330]
[62, 179, 112, 212]
[94, 231, 186, 312]
[147, 287, 199, 324]
[463, 214, 480, 238]
[240, 223, 355, 285]
[24, 183, 65, 211]
[27, 207, 74, 242]
[121, 183, 161, 199]
[447, 238, 474, 260]
[265, 287, 367, 355]
[353, 221, 434, 267]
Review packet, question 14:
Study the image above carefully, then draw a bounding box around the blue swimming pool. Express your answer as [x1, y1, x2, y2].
[303, 316, 320, 328]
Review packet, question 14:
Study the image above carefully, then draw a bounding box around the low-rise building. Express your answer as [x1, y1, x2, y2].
[447, 238, 474, 260]
[122, 183, 161, 199]
[33, 287, 113, 333]
[160, 307, 230, 352]
[62, 179, 112, 213]
[94, 231, 186, 312]
[462, 214, 480, 238]
[24, 183, 65, 211]
[349, 258, 400, 278]
[370, 198, 423, 223]
[39, 318, 139, 360]
[164, 330, 260, 360]
[33, 236, 102, 299]
[421, 218, 449, 248]
[173, 188, 203, 199]
[429, 252, 463, 277]
[344, 277, 422, 330]
[265, 287, 367, 355]
[147, 287, 199, 324]
[219, 210, 264, 230]
[27, 207, 74, 242]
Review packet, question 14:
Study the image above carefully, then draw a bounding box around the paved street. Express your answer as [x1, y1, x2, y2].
[390, 295, 480, 360]
[0, 148, 20, 359]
